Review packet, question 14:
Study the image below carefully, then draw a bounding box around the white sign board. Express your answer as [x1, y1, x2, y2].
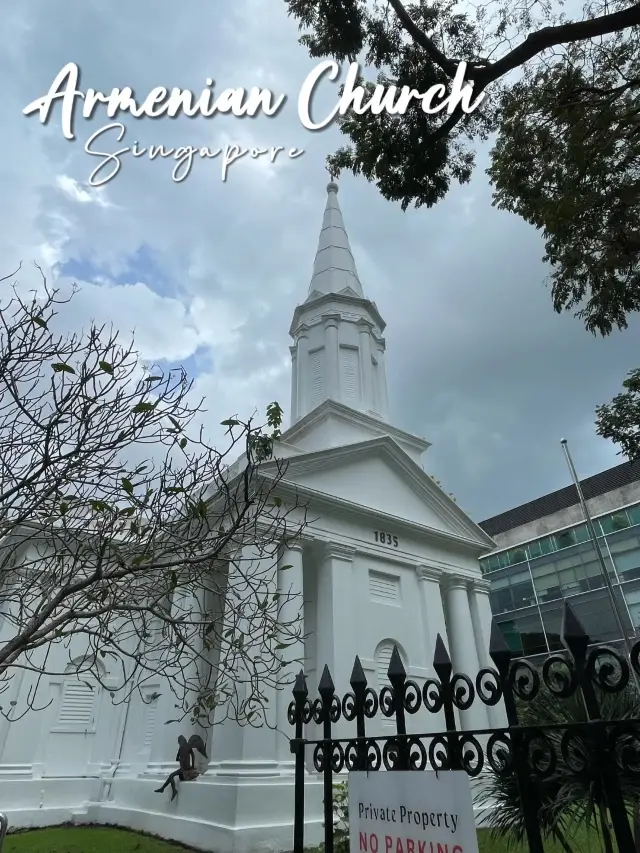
[349, 771, 479, 853]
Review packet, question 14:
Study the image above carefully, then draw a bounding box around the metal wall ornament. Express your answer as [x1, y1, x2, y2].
[288, 600, 640, 853]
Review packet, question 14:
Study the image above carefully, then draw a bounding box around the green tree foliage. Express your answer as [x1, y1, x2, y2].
[596, 368, 640, 460]
[488, 31, 640, 337]
[475, 679, 640, 853]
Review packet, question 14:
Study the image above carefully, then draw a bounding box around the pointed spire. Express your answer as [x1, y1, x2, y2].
[308, 179, 364, 299]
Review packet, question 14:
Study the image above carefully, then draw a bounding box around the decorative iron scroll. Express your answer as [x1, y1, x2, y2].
[288, 600, 640, 853]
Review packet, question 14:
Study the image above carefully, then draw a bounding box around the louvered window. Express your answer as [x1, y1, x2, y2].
[340, 347, 360, 402]
[55, 679, 97, 731]
[369, 570, 400, 605]
[143, 695, 159, 749]
[310, 348, 324, 406]
[376, 644, 394, 687]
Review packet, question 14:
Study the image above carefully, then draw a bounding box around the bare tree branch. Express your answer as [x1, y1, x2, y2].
[0, 268, 308, 729]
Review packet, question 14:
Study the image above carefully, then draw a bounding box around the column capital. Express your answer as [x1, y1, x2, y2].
[289, 345, 297, 359]
[280, 539, 304, 556]
[470, 578, 491, 594]
[415, 564, 442, 582]
[295, 322, 310, 339]
[323, 542, 356, 561]
[356, 317, 374, 332]
[445, 576, 470, 592]
[322, 312, 341, 328]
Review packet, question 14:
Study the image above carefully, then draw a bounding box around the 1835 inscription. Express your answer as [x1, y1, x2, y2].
[374, 530, 398, 547]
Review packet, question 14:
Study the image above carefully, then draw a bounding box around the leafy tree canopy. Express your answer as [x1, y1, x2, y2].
[286, 0, 639, 333]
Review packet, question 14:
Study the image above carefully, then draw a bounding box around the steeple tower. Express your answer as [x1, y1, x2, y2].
[289, 180, 390, 424]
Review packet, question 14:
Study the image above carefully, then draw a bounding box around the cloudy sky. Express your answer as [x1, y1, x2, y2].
[1, 0, 637, 523]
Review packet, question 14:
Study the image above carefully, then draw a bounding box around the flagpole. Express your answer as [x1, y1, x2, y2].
[560, 439, 639, 688]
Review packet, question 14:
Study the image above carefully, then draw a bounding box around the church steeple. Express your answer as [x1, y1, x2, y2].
[288, 181, 390, 425]
[308, 180, 363, 299]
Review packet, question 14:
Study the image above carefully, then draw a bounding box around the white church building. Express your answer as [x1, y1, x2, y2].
[0, 181, 498, 852]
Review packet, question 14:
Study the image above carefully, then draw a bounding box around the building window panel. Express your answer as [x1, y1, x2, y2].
[528, 540, 543, 559]
[539, 537, 556, 556]
[614, 548, 640, 576]
[628, 504, 640, 526]
[555, 529, 577, 550]
[574, 525, 591, 544]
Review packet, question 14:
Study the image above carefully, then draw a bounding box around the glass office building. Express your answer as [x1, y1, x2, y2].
[478, 461, 640, 658]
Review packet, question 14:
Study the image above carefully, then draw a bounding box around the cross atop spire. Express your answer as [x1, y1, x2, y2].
[308, 175, 363, 298]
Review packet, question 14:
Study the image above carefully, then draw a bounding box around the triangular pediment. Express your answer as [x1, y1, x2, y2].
[271, 437, 494, 550]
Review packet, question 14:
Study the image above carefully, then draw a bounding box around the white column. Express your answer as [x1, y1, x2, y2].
[416, 565, 449, 655]
[469, 579, 507, 728]
[208, 548, 279, 775]
[323, 314, 340, 401]
[375, 339, 389, 418]
[276, 542, 304, 767]
[357, 319, 374, 411]
[289, 345, 298, 423]
[316, 544, 356, 740]
[445, 578, 489, 731]
[147, 584, 205, 773]
[296, 324, 310, 418]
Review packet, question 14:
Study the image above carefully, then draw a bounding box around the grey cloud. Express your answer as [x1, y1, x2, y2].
[2, 0, 637, 522]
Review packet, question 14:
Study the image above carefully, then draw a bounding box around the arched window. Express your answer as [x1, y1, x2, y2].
[374, 640, 407, 688]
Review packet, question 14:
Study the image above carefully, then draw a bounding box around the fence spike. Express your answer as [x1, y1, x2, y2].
[292, 669, 308, 699]
[350, 656, 367, 689]
[489, 620, 512, 676]
[433, 634, 452, 681]
[318, 664, 335, 696]
[561, 600, 590, 662]
[388, 646, 406, 680]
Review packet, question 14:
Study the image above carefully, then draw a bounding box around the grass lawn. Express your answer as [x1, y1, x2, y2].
[477, 825, 615, 852]
[0, 825, 617, 852]
[3, 826, 190, 853]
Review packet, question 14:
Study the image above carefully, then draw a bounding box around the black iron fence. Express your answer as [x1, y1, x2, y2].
[288, 600, 640, 853]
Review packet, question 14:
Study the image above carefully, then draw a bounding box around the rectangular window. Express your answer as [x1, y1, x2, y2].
[628, 504, 640, 526]
[575, 524, 591, 544]
[497, 621, 523, 654]
[613, 545, 640, 574]
[539, 537, 555, 556]
[508, 547, 528, 565]
[555, 529, 577, 550]
[600, 511, 631, 535]
[528, 540, 543, 559]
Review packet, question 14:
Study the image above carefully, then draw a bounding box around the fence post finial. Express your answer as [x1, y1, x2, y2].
[433, 634, 452, 682]
[350, 656, 367, 689]
[489, 620, 512, 678]
[318, 664, 335, 696]
[561, 600, 590, 663]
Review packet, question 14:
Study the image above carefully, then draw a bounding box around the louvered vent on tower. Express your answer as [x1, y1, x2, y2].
[340, 347, 360, 402]
[311, 348, 324, 407]
[55, 679, 96, 730]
